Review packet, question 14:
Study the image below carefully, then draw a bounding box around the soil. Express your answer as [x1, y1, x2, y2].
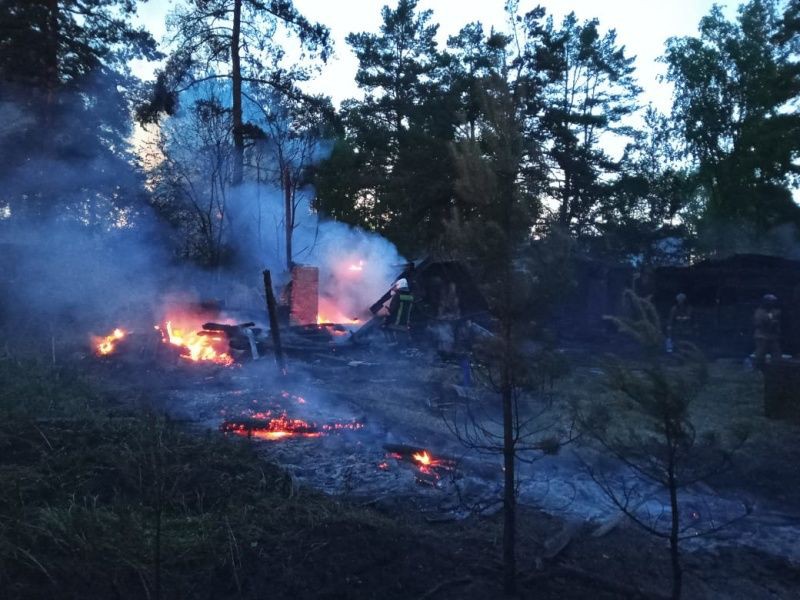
[78, 343, 800, 599]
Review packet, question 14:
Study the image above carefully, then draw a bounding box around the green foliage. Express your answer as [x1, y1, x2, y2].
[533, 11, 641, 235]
[602, 292, 708, 426]
[597, 107, 695, 263]
[0, 360, 377, 599]
[664, 0, 800, 247]
[584, 292, 751, 600]
[138, 0, 330, 125]
[315, 0, 457, 254]
[0, 0, 158, 223]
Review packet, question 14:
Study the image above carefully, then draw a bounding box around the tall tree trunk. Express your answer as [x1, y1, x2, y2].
[502, 361, 516, 595]
[44, 0, 59, 126]
[668, 463, 682, 599]
[283, 166, 293, 270]
[231, 0, 244, 186]
[501, 266, 516, 596]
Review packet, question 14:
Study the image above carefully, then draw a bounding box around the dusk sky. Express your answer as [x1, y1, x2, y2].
[133, 0, 737, 112]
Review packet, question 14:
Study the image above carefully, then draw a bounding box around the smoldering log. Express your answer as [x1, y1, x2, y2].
[202, 322, 256, 334]
[221, 418, 320, 436]
[383, 443, 428, 457]
[200, 322, 263, 360]
[350, 315, 384, 344]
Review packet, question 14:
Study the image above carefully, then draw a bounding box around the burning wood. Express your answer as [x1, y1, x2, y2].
[221, 413, 365, 441]
[158, 320, 234, 366]
[93, 328, 126, 356]
[383, 443, 456, 481]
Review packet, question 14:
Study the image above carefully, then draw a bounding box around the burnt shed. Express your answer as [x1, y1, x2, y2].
[411, 258, 490, 322]
[654, 254, 800, 355]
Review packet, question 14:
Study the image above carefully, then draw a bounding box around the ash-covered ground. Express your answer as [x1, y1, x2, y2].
[107, 342, 800, 572]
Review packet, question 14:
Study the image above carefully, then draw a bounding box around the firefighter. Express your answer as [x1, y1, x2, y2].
[384, 277, 412, 328]
[666, 292, 693, 351]
[753, 294, 782, 368]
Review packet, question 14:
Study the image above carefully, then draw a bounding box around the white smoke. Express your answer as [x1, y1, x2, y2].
[228, 182, 404, 322]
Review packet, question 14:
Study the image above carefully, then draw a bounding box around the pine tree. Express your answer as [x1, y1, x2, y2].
[664, 0, 800, 246]
[138, 0, 330, 187]
[0, 0, 158, 223]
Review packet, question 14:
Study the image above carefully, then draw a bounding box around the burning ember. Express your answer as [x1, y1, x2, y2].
[384, 444, 456, 481]
[157, 320, 234, 366]
[280, 391, 307, 404]
[412, 450, 434, 466]
[221, 413, 364, 441]
[316, 298, 362, 328]
[93, 328, 126, 356]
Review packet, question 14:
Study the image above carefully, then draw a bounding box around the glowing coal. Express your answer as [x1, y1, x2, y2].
[384, 444, 456, 480]
[93, 328, 126, 356]
[155, 317, 234, 366]
[221, 412, 365, 441]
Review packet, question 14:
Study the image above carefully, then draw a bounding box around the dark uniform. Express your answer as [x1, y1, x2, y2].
[667, 293, 693, 348]
[754, 294, 781, 367]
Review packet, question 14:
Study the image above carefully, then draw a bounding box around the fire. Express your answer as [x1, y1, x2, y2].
[159, 320, 234, 366]
[221, 413, 364, 441]
[94, 328, 126, 356]
[412, 451, 432, 466]
[316, 297, 362, 327]
[386, 447, 456, 480]
[348, 260, 364, 272]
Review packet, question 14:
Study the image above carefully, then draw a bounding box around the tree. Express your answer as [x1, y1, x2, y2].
[664, 0, 800, 249]
[317, 0, 455, 253]
[531, 12, 641, 236]
[0, 0, 158, 223]
[145, 85, 235, 267]
[138, 0, 330, 187]
[248, 92, 333, 268]
[442, 21, 573, 590]
[446, 21, 508, 143]
[595, 106, 695, 263]
[447, 72, 528, 597]
[579, 292, 750, 599]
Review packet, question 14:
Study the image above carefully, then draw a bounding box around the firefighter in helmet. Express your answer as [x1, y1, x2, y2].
[753, 294, 782, 368]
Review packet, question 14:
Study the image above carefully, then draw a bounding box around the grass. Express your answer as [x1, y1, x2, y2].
[0, 358, 397, 600]
[2, 355, 795, 600]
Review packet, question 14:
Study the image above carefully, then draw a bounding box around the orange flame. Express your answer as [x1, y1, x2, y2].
[412, 451, 432, 466]
[221, 414, 363, 441]
[388, 449, 455, 479]
[316, 297, 362, 326]
[161, 320, 233, 366]
[94, 328, 126, 356]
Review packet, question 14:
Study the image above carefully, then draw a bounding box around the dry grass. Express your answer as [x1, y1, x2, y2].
[0, 358, 394, 600]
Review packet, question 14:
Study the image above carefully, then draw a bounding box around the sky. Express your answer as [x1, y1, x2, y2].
[133, 0, 738, 113]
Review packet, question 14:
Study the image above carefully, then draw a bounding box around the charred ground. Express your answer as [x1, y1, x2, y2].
[2, 339, 798, 599]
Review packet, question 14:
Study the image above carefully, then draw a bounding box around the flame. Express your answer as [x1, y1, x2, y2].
[388, 448, 455, 480]
[94, 328, 126, 355]
[221, 413, 363, 441]
[348, 260, 364, 272]
[160, 320, 234, 366]
[316, 297, 362, 326]
[412, 451, 432, 466]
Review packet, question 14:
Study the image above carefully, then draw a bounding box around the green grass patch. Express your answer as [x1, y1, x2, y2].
[0, 359, 392, 599]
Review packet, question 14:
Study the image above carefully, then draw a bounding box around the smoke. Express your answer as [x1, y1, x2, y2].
[0, 75, 405, 356]
[228, 181, 405, 322]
